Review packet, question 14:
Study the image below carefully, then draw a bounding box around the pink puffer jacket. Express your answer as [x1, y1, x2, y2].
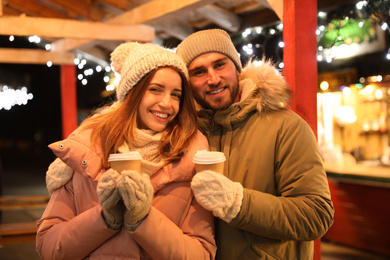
[36, 128, 216, 260]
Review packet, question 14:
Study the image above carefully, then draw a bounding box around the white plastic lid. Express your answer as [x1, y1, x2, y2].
[108, 152, 143, 162]
[192, 150, 226, 164]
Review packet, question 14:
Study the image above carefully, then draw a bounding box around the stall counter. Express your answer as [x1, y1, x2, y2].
[324, 162, 390, 257]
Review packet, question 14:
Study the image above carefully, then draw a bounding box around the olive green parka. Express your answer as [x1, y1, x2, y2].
[196, 59, 334, 260]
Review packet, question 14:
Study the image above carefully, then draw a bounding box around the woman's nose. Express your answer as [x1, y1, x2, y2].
[159, 93, 171, 107]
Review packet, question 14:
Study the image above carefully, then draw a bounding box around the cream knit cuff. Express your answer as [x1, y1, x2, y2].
[222, 182, 243, 223]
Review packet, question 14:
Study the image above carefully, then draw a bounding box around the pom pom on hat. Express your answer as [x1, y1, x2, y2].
[111, 42, 189, 102]
[176, 29, 242, 72]
[111, 43, 136, 74]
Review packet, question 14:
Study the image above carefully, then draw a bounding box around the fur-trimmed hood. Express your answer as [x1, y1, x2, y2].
[238, 58, 291, 114]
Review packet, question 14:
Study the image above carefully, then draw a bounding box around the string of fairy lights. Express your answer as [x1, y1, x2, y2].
[0, 0, 389, 110]
[233, 0, 389, 65]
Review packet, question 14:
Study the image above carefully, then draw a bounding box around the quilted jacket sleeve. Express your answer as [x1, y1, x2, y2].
[36, 179, 118, 260]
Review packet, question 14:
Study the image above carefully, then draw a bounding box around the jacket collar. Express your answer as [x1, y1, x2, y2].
[238, 58, 291, 112]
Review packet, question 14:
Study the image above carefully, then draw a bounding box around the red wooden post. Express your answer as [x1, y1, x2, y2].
[60, 65, 77, 139]
[283, 0, 321, 259]
[283, 0, 318, 135]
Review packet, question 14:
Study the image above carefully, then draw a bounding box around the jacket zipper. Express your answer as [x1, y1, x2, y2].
[209, 115, 215, 125]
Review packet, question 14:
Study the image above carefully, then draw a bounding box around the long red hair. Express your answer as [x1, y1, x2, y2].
[81, 67, 198, 168]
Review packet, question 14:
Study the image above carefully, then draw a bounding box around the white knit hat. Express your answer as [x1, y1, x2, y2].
[176, 29, 242, 72]
[111, 42, 189, 102]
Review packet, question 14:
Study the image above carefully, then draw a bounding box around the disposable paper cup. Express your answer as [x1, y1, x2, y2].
[108, 151, 143, 173]
[193, 150, 226, 174]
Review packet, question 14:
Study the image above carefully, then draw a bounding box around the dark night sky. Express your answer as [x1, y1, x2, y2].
[0, 36, 112, 171]
[0, 63, 62, 169]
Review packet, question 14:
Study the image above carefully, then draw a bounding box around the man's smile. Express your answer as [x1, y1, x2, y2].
[207, 87, 226, 95]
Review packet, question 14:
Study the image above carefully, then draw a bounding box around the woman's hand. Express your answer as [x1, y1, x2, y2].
[97, 168, 125, 230]
[117, 170, 154, 231]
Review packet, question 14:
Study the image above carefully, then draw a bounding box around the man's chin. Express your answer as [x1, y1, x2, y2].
[194, 94, 233, 110]
[202, 100, 232, 111]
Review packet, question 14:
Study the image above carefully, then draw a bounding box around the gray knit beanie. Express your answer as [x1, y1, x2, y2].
[111, 42, 189, 102]
[176, 29, 242, 72]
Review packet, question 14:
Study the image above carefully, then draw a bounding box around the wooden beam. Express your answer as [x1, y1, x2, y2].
[0, 48, 74, 65]
[98, 0, 131, 10]
[266, 0, 283, 21]
[3, 0, 70, 19]
[0, 222, 37, 236]
[38, 0, 106, 21]
[253, 0, 272, 9]
[151, 20, 194, 41]
[0, 15, 155, 42]
[234, 1, 268, 14]
[51, 0, 216, 52]
[241, 8, 279, 29]
[197, 4, 241, 32]
[0, 195, 50, 204]
[108, 0, 216, 24]
[51, 38, 94, 52]
[2, 7, 25, 16]
[0, 233, 36, 245]
[76, 46, 111, 67]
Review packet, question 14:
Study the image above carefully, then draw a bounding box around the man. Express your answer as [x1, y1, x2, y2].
[176, 29, 334, 259]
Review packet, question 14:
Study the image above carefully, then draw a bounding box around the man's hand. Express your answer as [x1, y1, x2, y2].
[191, 170, 243, 223]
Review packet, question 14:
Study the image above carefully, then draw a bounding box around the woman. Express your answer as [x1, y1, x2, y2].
[36, 43, 216, 259]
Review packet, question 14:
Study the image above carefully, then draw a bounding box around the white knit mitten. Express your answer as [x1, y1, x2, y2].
[191, 170, 243, 223]
[117, 170, 154, 231]
[97, 168, 125, 230]
[46, 158, 74, 195]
